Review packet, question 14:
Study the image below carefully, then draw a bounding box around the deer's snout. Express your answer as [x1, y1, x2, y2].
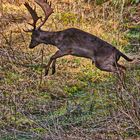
[29, 40, 39, 49]
[29, 44, 35, 49]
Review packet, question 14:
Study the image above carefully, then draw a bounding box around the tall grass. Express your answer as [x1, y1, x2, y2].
[0, 0, 140, 139]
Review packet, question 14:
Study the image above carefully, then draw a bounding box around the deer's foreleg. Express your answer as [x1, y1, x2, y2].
[51, 59, 56, 75]
[45, 50, 69, 76]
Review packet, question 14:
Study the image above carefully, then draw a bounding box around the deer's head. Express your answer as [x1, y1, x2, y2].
[24, 0, 53, 49]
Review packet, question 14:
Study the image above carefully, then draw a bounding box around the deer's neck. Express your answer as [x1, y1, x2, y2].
[40, 30, 60, 46]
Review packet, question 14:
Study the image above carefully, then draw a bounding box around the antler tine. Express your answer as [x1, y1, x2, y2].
[35, 0, 53, 29]
[24, 2, 41, 30]
[49, 1, 52, 7]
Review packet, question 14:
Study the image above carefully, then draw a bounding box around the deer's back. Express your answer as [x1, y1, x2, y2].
[56, 28, 116, 58]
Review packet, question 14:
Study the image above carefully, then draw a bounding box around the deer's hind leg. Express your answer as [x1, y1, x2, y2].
[95, 61, 126, 88]
[114, 63, 126, 88]
[107, 63, 126, 88]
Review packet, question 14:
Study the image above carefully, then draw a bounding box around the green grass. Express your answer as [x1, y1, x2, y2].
[0, 1, 140, 140]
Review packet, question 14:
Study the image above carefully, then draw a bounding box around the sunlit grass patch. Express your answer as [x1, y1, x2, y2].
[0, 0, 140, 139]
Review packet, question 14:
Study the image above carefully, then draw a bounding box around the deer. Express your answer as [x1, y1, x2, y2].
[24, 0, 133, 82]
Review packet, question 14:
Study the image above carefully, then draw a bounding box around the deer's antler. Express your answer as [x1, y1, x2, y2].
[35, 0, 53, 29]
[24, 0, 53, 31]
[24, 2, 41, 30]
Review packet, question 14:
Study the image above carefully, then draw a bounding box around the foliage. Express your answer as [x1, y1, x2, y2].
[84, 0, 140, 5]
[0, 0, 140, 140]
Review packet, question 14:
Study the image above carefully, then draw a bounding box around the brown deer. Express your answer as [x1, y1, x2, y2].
[24, 0, 133, 78]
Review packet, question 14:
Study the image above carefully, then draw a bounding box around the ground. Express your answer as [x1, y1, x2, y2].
[0, 0, 140, 140]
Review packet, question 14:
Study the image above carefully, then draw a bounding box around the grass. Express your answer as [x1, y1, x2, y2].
[0, 0, 140, 140]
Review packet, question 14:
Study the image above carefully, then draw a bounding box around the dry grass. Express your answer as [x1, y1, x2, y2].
[0, 0, 140, 140]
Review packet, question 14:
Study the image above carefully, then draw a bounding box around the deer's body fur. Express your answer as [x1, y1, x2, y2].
[29, 28, 132, 75]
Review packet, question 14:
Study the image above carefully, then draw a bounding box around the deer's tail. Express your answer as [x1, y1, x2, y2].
[119, 51, 133, 61]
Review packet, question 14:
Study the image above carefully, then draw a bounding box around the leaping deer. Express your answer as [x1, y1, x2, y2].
[24, 0, 133, 78]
